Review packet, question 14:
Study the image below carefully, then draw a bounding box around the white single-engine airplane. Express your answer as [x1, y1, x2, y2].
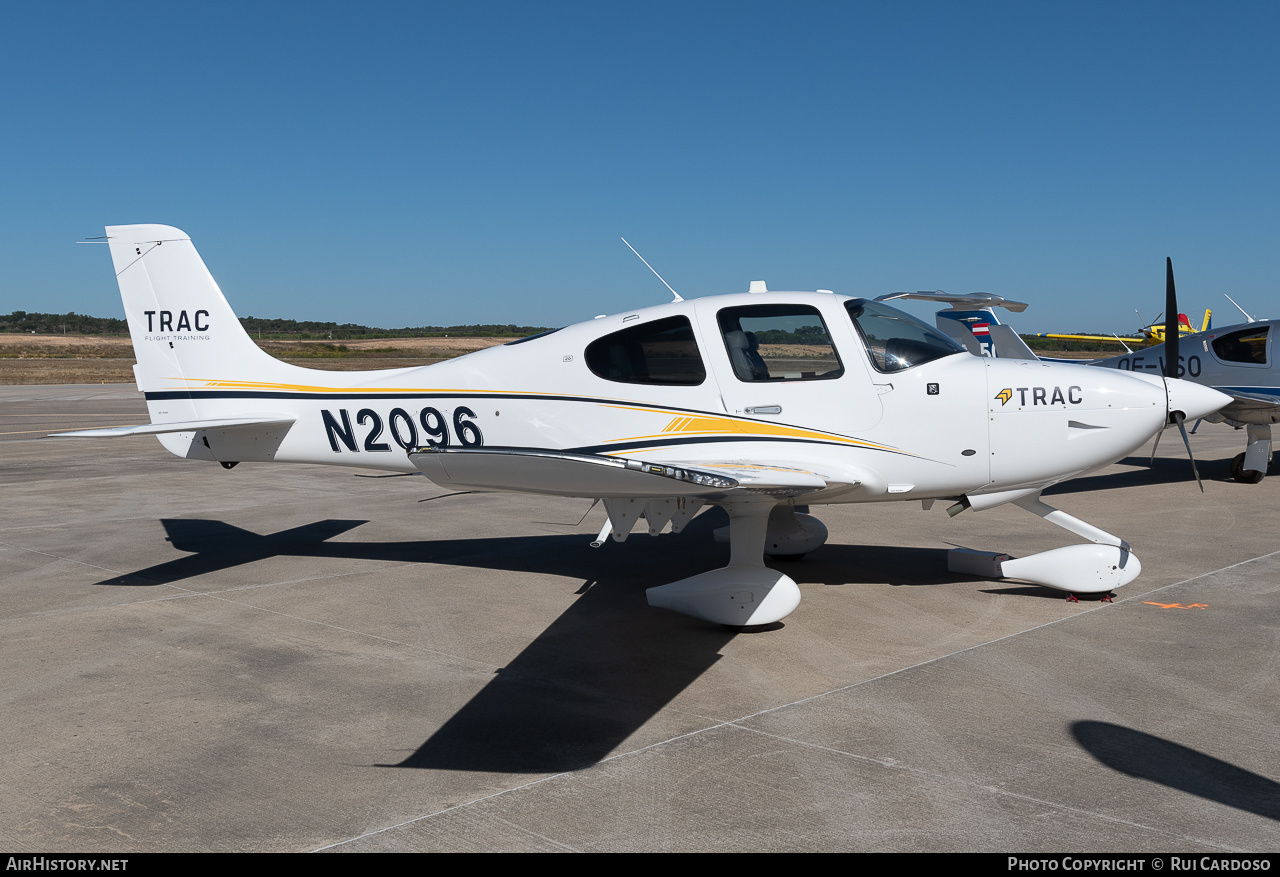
[57, 225, 1228, 627]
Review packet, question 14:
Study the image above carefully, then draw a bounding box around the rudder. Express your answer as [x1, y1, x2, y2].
[106, 224, 291, 395]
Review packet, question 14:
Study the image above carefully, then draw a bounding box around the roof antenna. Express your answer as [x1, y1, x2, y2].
[1224, 293, 1256, 323]
[621, 237, 683, 302]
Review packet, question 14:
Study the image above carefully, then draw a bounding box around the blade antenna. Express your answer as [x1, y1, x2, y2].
[1224, 294, 1256, 323]
[621, 237, 683, 303]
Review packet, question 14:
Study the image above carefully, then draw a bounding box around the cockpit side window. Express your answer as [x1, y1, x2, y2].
[1211, 327, 1269, 365]
[584, 315, 706, 385]
[845, 299, 965, 373]
[715, 304, 844, 382]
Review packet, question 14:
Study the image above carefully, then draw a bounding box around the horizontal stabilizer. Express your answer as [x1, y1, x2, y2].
[876, 291, 1029, 312]
[410, 446, 832, 499]
[51, 416, 296, 438]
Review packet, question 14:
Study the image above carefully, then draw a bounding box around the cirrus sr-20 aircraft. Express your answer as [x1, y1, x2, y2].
[56, 225, 1229, 627]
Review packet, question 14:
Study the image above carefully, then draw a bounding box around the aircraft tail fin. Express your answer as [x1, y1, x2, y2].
[1201, 309, 1212, 332]
[106, 224, 297, 395]
[986, 324, 1039, 360]
[934, 307, 1040, 360]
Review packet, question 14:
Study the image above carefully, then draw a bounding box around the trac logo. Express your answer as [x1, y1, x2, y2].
[144, 309, 209, 332]
[994, 386, 1082, 407]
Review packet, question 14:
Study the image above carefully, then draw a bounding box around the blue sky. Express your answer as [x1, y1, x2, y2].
[1, 1, 1276, 332]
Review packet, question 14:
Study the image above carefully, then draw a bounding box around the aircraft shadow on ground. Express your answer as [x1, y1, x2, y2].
[1072, 721, 1280, 821]
[94, 509, 976, 593]
[1046, 454, 1237, 496]
[93, 518, 617, 587]
[94, 510, 988, 773]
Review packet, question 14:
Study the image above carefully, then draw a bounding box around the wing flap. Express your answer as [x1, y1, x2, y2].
[409, 446, 836, 499]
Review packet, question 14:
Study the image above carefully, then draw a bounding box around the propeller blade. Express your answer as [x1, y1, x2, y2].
[1164, 257, 1179, 378]
[1172, 411, 1204, 492]
[1147, 425, 1163, 467]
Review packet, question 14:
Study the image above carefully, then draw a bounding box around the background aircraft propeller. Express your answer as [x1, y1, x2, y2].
[1161, 257, 1204, 491]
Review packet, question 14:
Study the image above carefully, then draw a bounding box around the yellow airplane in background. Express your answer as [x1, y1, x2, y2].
[1038, 309, 1212, 347]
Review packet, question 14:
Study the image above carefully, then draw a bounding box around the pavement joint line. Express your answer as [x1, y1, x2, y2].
[27, 571, 377, 616]
[0, 542, 160, 581]
[0, 539, 508, 668]
[312, 765, 598, 852]
[722, 723, 1245, 852]
[482, 813, 582, 852]
[316, 547, 1280, 852]
[737, 545, 1280, 726]
[175, 587, 490, 661]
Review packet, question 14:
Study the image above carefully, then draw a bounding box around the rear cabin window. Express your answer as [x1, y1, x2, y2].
[1211, 327, 1269, 365]
[585, 315, 706, 385]
[716, 304, 843, 382]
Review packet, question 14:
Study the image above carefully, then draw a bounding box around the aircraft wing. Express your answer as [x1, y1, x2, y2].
[1037, 333, 1143, 344]
[51, 416, 296, 438]
[1220, 390, 1280, 412]
[409, 446, 849, 499]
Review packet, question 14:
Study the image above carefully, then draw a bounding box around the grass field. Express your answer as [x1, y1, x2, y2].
[0, 332, 1105, 385]
[0, 334, 508, 384]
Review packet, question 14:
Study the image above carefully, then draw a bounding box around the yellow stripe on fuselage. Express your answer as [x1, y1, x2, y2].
[162, 379, 909, 455]
[167, 377, 601, 398]
[600, 406, 905, 453]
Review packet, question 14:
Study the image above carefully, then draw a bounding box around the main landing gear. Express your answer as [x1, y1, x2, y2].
[594, 497, 825, 626]
[646, 501, 824, 626]
[711, 504, 828, 561]
[1230, 423, 1272, 484]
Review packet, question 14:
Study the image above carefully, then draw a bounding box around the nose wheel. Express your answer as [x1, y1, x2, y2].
[946, 492, 1141, 596]
[1066, 592, 1115, 603]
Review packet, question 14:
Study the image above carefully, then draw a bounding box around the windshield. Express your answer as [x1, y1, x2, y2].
[845, 299, 965, 373]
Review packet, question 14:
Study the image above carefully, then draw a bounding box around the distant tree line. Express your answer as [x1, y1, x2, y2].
[1, 311, 552, 339]
[1023, 336, 1125, 352]
[0, 311, 128, 334]
[237, 316, 552, 339]
[750, 325, 834, 345]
